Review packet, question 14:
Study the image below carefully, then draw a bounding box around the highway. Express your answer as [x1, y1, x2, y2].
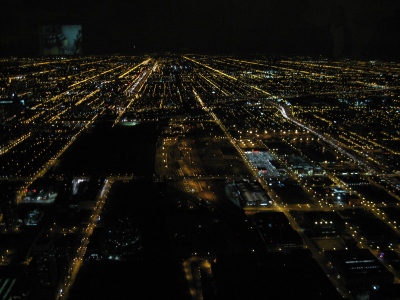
[56, 178, 113, 300]
[275, 103, 376, 174]
[114, 59, 155, 126]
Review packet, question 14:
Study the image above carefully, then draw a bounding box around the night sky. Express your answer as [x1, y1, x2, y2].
[1, 0, 400, 58]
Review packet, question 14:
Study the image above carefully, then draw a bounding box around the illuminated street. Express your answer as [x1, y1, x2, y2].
[1, 54, 400, 299]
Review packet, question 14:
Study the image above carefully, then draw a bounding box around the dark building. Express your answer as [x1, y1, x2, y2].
[214, 251, 342, 299]
[252, 212, 303, 251]
[302, 211, 345, 237]
[325, 249, 394, 295]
